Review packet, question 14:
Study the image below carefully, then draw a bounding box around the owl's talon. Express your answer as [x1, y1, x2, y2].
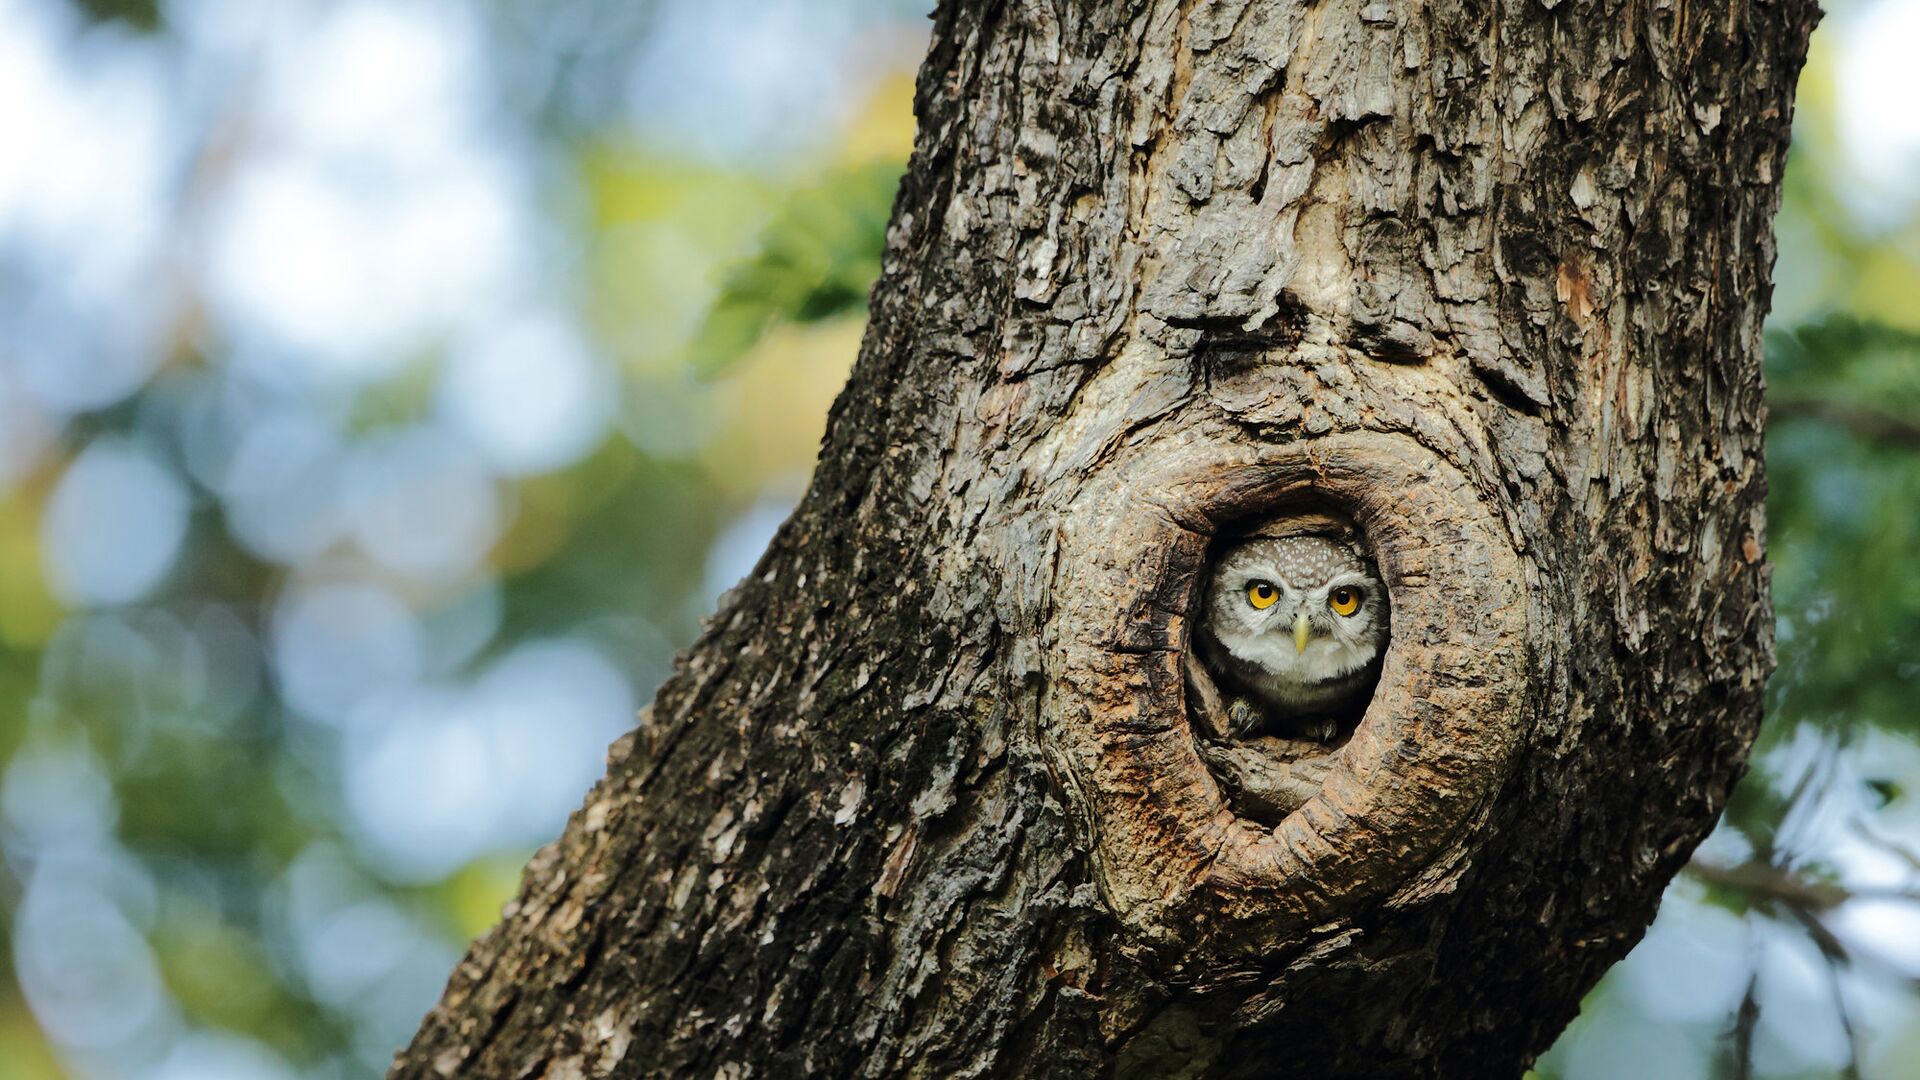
[1226, 698, 1266, 739]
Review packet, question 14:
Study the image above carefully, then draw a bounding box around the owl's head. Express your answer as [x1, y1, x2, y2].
[1202, 534, 1389, 685]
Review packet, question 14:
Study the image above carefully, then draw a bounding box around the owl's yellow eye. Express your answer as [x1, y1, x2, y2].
[1328, 587, 1361, 616]
[1247, 582, 1279, 610]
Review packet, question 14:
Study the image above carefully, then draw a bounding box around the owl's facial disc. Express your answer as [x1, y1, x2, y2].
[1200, 535, 1390, 719]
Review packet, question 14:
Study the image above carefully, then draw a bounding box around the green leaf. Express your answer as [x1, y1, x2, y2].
[688, 159, 902, 376]
[68, 0, 163, 30]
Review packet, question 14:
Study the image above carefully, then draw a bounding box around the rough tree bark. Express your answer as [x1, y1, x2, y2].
[396, 0, 1816, 1076]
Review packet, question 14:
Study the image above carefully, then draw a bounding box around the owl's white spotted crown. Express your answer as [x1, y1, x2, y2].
[1258, 536, 1359, 587]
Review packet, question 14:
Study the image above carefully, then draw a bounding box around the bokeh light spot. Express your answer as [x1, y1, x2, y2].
[271, 580, 424, 724]
[41, 438, 189, 607]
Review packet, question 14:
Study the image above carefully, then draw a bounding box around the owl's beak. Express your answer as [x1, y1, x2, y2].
[1293, 610, 1311, 654]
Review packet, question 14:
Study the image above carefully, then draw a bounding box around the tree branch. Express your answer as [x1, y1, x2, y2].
[1769, 396, 1920, 449]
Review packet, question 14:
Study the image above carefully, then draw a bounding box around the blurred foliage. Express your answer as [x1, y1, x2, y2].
[1763, 318, 1920, 745]
[68, 0, 160, 30]
[0, 2, 918, 1076]
[2, 2, 1918, 1079]
[1770, 32, 1920, 336]
[689, 159, 901, 375]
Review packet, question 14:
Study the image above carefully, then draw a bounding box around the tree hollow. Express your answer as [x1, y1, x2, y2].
[1048, 431, 1530, 958]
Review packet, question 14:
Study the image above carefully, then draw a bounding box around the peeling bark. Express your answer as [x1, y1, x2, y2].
[395, 0, 1817, 1076]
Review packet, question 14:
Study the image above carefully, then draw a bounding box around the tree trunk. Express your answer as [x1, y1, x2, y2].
[394, 1, 1817, 1076]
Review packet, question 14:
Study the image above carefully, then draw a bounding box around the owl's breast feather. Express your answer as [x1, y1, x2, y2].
[1202, 628, 1379, 716]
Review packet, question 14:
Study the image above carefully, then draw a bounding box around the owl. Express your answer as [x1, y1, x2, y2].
[1198, 533, 1389, 741]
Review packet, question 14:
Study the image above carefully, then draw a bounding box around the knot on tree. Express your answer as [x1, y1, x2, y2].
[1043, 432, 1531, 962]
